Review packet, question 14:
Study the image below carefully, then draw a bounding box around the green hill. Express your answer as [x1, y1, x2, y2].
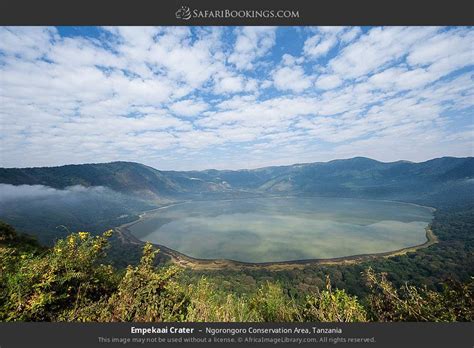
[1, 157, 472, 204]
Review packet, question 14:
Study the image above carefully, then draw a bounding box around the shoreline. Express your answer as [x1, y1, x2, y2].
[115, 196, 438, 271]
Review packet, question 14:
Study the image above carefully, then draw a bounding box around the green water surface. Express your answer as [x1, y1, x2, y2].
[127, 197, 433, 263]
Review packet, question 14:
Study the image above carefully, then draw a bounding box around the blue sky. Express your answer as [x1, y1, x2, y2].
[0, 26, 473, 170]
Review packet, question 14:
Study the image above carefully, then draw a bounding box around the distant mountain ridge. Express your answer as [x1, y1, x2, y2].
[1, 157, 473, 205]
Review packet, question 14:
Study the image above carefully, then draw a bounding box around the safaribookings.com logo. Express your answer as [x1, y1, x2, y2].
[175, 6, 300, 20]
[176, 6, 192, 20]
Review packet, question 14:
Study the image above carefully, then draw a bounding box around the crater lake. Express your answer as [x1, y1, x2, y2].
[126, 197, 434, 263]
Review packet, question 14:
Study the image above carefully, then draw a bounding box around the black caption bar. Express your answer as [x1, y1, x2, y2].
[0, 0, 473, 25]
[0, 323, 472, 348]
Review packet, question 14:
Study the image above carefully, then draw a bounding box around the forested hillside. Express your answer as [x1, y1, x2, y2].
[1, 157, 472, 203]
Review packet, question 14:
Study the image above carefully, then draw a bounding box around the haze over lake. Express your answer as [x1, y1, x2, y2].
[127, 197, 434, 263]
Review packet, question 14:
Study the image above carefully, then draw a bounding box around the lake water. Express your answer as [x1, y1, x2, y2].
[127, 197, 434, 263]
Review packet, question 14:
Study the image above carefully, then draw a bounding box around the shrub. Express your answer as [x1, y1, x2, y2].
[250, 282, 299, 322]
[0, 222, 16, 242]
[365, 267, 473, 322]
[94, 243, 189, 322]
[302, 276, 367, 322]
[0, 230, 116, 321]
[186, 278, 259, 322]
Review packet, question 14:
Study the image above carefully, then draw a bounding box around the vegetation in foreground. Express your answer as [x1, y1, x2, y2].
[0, 222, 472, 322]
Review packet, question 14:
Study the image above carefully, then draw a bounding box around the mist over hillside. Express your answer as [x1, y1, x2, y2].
[0, 183, 154, 244]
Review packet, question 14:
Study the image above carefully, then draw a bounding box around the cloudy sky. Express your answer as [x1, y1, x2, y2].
[0, 26, 472, 170]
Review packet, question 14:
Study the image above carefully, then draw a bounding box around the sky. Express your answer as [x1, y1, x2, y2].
[0, 26, 473, 170]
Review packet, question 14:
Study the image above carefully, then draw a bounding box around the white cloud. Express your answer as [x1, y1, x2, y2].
[329, 27, 440, 80]
[303, 34, 338, 58]
[213, 75, 245, 94]
[228, 27, 276, 70]
[215, 94, 257, 110]
[315, 74, 342, 90]
[407, 28, 473, 67]
[273, 65, 312, 92]
[0, 27, 57, 60]
[303, 27, 355, 59]
[340, 27, 362, 43]
[0, 26, 472, 170]
[170, 99, 208, 117]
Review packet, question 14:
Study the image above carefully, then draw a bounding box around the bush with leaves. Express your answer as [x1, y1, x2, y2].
[302, 276, 367, 322]
[365, 267, 473, 322]
[91, 243, 189, 322]
[249, 282, 300, 322]
[0, 222, 16, 242]
[186, 278, 259, 322]
[0, 230, 117, 321]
